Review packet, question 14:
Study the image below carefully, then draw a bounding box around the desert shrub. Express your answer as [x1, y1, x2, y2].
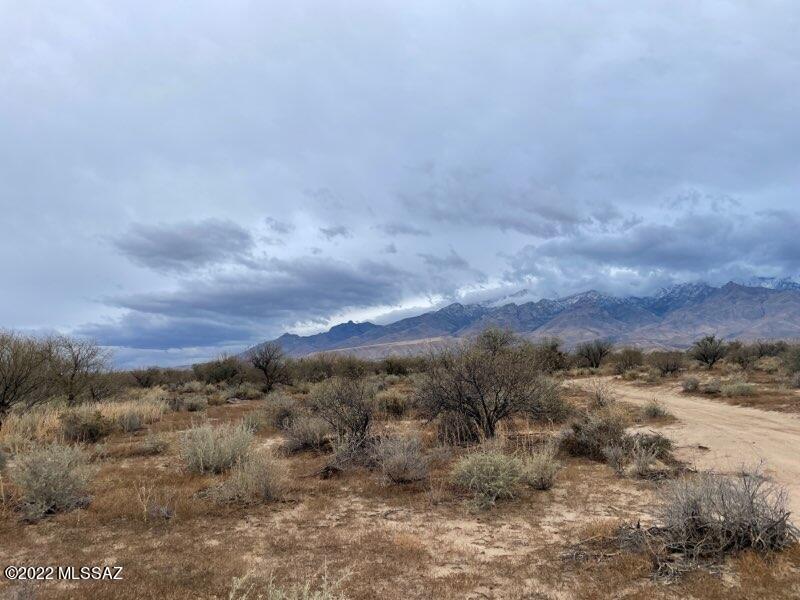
[574, 339, 614, 369]
[614, 347, 644, 374]
[720, 380, 756, 397]
[526, 377, 571, 423]
[0, 332, 52, 427]
[376, 388, 409, 419]
[130, 367, 162, 388]
[372, 436, 429, 484]
[789, 372, 800, 389]
[522, 445, 561, 490]
[417, 332, 555, 438]
[435, 410, 483, 446]
[184, 395, 208, 412]
[97, 399, 166, 433]
[629, 437, 660, 478]
[689, 335, 728, 369]
[249, 342, 291, 392]
[232, 382, 262, 400]
[451, 451, 522, 508]
[140, 433, 168, 456]
[528, 338, 568, 373]
[193, 355, 245, 385]
[179, 423, 253, 474]
[625, 431, 673, 460]
[309, 377, 373, 441]
[702, 377, 721, 394]
[602, 445, 627, 475]
[60, 408, 111, 443]
[560, 408, 627, 460]
[681, 376, 700, 392]
[0, 448, 7, 471]
[383, 356, 409, 376]
[658, 467, 798, 560]
[263, 392, 298, 431]
[781, 345, 800, 374]
[282, 415, 331, 453]
[648, 351, 684, 376]
[726, 342, 758, 370]
[642, 399, 670, 419]
[586, 379, 615, 408]
[213, 450, 286, 504]
[11, 444, 91, 519]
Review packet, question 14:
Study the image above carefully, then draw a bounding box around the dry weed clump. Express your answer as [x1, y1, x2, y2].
[587, 379, 615, 408]
[264, 391, 299, 431]
[642, 398, 671, 419]
[375, 388, 410, 419]
[229, 569, 348, 600]
[681, 376, 700, 392]
[372, 435, 429, 484]
[98, 398, 167, 432]
[179, 423, 253, 474]
[522, 444, 561, 490]
[435, 410, 483, 446]
[527, 377, 571, 423]
[721, 380, 757, 397]
[60, 408, 111, 443]
[212, 450, 287, 504]
[0, 407, 65, 449]
[451, 450, 523, 508]
[283, 414, 331, 453]
[656, 467, 798, 563]
[11, 444, 92, 520]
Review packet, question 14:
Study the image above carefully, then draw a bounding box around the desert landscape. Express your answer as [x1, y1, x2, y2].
[2, 333, 800, 599]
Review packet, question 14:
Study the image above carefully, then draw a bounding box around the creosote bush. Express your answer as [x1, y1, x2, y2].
[451, 450, 522, 508]
[373, 435, 429, 484]
[689, 335, 728, 369]
[179, 423, 253, 474]
[213, 450, 286, 504]
[657, 467, 798, 560]
[11, 444, 92, 520]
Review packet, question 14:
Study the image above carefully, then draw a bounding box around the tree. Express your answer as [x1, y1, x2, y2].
[49, 336, 111, 405]
[574, 339, 614, 368]
[249, 343, 290, 392]
[0, 332, 51, 429]
[417, 333, 553, 438]
[689, 335, 727, 369]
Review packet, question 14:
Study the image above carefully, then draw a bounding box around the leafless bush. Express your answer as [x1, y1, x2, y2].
[0, 332, 52, 429]
[11, 444, 92, 520]
[522, 444, 561, 490]
[451, 450, 523, 508]
[213, 450, 287, 504]
[179, 423, 253, 474]
[648, 351, 684, 376]
[417, 332, 556, 438]
[613, 347, 644, 374]
[309, 377, 373, 441]
[49, 336, 112, 405]
[249, 342, 291, 392]
[629, 437, 660, 478]
[681, 376, 700, 392]
[282, 415, 331, 453]
[435, 410, 483, 446]
[574, 339, 614, 368]
[560, 408, 627, 460]
[373, 435, 429, 484]
[657, 466, 798, 560]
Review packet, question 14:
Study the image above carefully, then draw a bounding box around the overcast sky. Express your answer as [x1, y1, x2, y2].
[2, 1, 799, 367]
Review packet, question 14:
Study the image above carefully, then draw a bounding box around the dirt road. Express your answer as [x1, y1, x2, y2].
[573, 378, 800, 514]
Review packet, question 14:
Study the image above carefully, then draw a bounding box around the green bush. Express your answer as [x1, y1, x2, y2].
[451, 451, 523, 508]
[11, 444, 92, 520]
[179, 423, 253, 474]
[721, 381, 756, 397]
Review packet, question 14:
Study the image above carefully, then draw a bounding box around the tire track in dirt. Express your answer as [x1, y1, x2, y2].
[572, 378, 800, 515]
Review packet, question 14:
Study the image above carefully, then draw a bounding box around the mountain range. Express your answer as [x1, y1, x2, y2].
[247, 278, 800, 359]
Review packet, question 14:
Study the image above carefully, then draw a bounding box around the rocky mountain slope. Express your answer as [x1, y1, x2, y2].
[247, 280, 800, 358]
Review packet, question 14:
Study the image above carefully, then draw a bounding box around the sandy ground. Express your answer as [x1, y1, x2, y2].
[575, 377, 800, 515]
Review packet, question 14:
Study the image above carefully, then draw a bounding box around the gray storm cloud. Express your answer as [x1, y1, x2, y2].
[1, 1, 799, 366]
